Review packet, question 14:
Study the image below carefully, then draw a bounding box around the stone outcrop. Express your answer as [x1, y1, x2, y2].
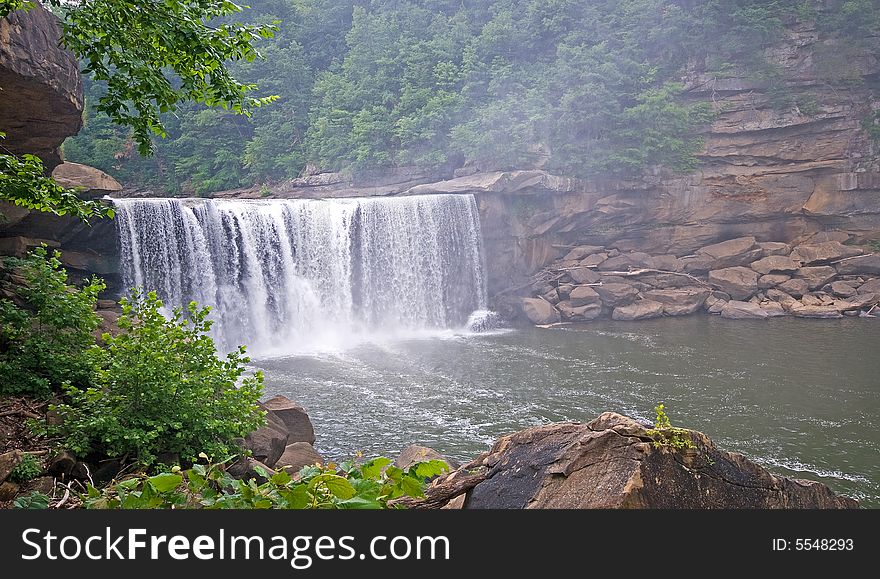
[51, 162, 123, 197]
[276, 442, 323, 474]
[519, 236, 880, 324]
[0, 4, 83, 170]
[405, 413, 858, 509]
[261, 395, 316, 446]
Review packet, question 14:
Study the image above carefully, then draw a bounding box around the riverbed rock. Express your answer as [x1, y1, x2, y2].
[835, 293, 879, 311]
[262, 395, 316, 445]
[394, 445, 459, 471]
[594, 283, 639, 306]
[459, 414, 857, 508]
[697, 237, 762, 268]
[750, 255, 800, 275]
[558, 301, 602, 320]
[777, 278, 811, 298]
[646, 254, 682, 272]
[720, 301, 770, 319]
[598, 255, 636, 271]
[611, 299, 664, 321]
[836, 254, 880, 276]
[679, 255, 717, 274]
[790, 241, 862, 265]
[758, 274, 790, 289]
[638, 273, 694, 289]
[795, 266, 838, 290]
[569, 267, 601, 284]
[643, 287, 710, 316]
[244, 408, 289, 467]
[790, 304, 844, 318]
[276, 442, 324, 474]
[760, 302, 787, 317]
[580, 253, 607, 268]
[759, 242, 791, 257]
[568, 285, 601, 306]
[708, 267, 759, 300]
[521, 298, 561, 325]
[541, 288, 560, 304]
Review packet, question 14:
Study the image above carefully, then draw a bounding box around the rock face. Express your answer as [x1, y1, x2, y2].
[51, 162, 123, 197]
[0, 5, 83, 170]
[433, 414, 857, 509]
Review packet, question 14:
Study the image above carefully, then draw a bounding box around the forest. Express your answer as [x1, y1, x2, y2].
[64, 0, 879, 195]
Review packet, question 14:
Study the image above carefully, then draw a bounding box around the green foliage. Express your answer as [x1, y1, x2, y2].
[862, 111, 880, 143]
[83, 455, 450, 509]
[0, 1, 32, 16]
[54, 290, 265, 466]
[645, 403, 696, 451]
[13, 491, 50, 509]
[8, 453, 42, 483]
[0, 150, 114, 221]
[0, 246, 104, 397]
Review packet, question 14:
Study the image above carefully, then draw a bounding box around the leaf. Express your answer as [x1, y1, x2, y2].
[147, 473, 183, 493]
[309, 474, 356, 500]
[280, 484, 310, 509]
[270, 470, 291, 486]
[413, 459, 449, 480]
[399, 475, 425, 498]
[361, 457, 391, 480]
[339, 496, 382, 509]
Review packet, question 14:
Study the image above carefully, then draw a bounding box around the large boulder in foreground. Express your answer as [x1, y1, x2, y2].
[402, 414, 857, 509]
[262, 395, 316, 445]
[243, 406, 289, 467]
[521, 298, 560, 325]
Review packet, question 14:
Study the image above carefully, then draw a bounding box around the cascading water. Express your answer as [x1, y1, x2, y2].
[113, 194, 488, 355]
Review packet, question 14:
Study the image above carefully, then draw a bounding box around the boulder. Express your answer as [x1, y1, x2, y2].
[830, 281, 857, 298]
[721, 301, 770, 319]
[227, 457, 276, 483]
[807, 231, 851, 244]
[758, 242, 791, 257]
[0, 236, 59, 257]
[697, 236, 762, 268]
[707, 267, 759, 300]
[857, 278, 880, 294]
[758, 274, 790, 289]
[777, 278, 810, 298]
[521, 298, 561, 325]
[680, 255, 717, 274]
[557, 284, 574, 299]
[394, 445, 459, 471]
[46, 451, 76, 477]
[262, 395, 316, 445]
[707, 299, 727, 314]
[643, 287, 710, 316]
[790, 304, 844, 319]
[0, 450, 22, 485]
[760, 302, 788, 317]
[244, 407, 289, 467]
[562, 245, 604, 261]
[568, 285, 601, 307]
[638, 273, 694, 289]
[750, 256, 800, 275]
[801, 294, 822, 306]
[51, 162, 123, 197]
[791, 241, 862, 265]
[569, 267, 601, 284]
[461, 414, 856, 508]
[623, 252, 653, 268]
[835, 293, 879, 312]
[541, 288, 560, 304]
[646, 254, 682, 272]
[611, 300, 664, 321]
[795, 266, 838, 290]
[276, 442, 324, 474]
[597, 255, 635, 271]
[594, 283, 639, 306]
[766, 289, 799, 310]
[836, 254, 880, 276]
[580, 253, 607, 268]
[558, 301, 602, 321]
[0, 482, 19, 502]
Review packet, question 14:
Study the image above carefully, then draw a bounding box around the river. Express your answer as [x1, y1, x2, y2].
[257, 316, 880, 508]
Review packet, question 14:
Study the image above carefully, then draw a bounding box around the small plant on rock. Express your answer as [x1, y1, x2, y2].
[646, 404, 696, 451]
[8, 453, 42, 483]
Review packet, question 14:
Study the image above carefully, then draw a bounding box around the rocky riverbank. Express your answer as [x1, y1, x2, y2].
[516, 233, 880, 325]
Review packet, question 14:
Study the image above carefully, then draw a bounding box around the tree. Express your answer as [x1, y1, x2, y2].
[0, 0, 277, 217]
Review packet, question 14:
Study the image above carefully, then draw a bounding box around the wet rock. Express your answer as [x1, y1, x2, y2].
[263, 395, 317, 446]
[708, 267, 759, 300]
[643, 287, 710, 316]
[750, 256, 800, 275]
[758, 274, 790, 289]
[697, 236, 762, 268]
[611, 300, 664, 321]
[791, 241, 862, 265]
[594, 283, 639, 306]
[462, 414, 857, 508]
[521, 298, 561, 325]
[721, 301, 770, 319]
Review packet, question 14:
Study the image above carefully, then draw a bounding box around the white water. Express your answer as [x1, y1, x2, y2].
[113, 195, 488, 356]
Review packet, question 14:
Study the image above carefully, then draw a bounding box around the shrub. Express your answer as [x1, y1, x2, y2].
[55, 290, 265, 466]
[646, 403, 696, 451]
[8, 453, 42, 483]
[0, 246, 104, 397]
[82, 455, 449, 509]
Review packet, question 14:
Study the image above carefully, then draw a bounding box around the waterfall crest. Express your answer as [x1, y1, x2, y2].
[114, 195, 487, 355]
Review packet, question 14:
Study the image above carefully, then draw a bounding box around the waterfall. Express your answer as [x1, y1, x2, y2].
[113, 194, 488, 355]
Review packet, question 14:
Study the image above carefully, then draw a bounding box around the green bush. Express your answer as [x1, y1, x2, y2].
[55, 290, 266, 466]
[8, 453, 42, 483]
[0, 246, 104, 397]
[83, 455, 449, 509]
[646, 403, 696, 451]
